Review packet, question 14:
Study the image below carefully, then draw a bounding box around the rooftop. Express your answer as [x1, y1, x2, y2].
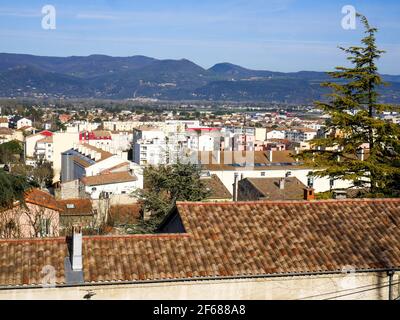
[58, 199, 93, 216]
[242, 177, 307, 201]
[81, 171, 137, 186]
[1, 199, 400, 287]
[201, 174, 232, 200]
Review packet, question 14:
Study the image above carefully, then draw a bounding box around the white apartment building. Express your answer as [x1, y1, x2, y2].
[35, 136, 54, 162]
[65, 121, 100, 133]
[266, 130, 286, 140]
[285, 129, 318, 142]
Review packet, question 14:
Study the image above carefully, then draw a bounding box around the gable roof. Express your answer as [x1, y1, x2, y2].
[24, 189, 63, 212]
[1, 199, 400, 287]
[81, 171, 137, 186]
[242, 177, 307, 201]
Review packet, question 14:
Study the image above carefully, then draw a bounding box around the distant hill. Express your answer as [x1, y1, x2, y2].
[0, 53, 399, 103]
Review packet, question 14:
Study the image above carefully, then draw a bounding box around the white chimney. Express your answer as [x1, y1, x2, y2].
[71, 226, 83, 271]
[279, 178, 285, 190]
[233, 173, 239, 202]
[268, 150, 273, 162]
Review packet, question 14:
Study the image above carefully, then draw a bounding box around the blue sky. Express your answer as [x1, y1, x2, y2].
[0, 0, 399, 73]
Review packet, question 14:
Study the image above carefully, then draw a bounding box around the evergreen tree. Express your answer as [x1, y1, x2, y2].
[299, 15, 400, 195]
[0, 170, 37, 209]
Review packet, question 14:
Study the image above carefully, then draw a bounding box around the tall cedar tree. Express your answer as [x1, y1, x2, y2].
[299, 15, 400, 195]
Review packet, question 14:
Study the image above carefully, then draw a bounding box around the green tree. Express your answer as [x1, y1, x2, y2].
[299, 15, 400, 196]
[0, 140, 24, 164]
[132, 163, 210, 233]
[0, 170, 37, 209]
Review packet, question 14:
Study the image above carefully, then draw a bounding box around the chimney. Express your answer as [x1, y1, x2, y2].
[233, 173, 239, 202]
[279, 178, 285, 190]
[304, 188, 315, 201]
[71, 226, 83, 271]
[268, 150, 273, 162]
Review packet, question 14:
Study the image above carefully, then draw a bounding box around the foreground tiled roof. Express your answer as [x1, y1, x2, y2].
[81, 171, 137, 186]
[1, 199, 400, 287]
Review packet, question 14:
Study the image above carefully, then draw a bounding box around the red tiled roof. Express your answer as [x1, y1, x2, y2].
[1, 199, 400, 287]
[58, 199, 93, 216]
[24, 189, 63, 212]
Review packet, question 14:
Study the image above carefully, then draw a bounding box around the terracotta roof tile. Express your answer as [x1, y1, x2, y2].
[58, 199, 93, 216]
[24, 189, 63, 212]
[1, 199, 400, 287]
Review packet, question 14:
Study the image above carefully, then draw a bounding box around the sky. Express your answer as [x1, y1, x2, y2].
[0, 0, 399, 74]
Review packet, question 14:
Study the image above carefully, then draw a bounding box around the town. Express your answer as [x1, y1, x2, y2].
[0, 1, 399, 303]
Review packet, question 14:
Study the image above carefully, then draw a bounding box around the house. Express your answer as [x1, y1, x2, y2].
[81, 171, 139, 200]
[0, 199, 400, 299]
[0, 128, 24, 144]
[0, 189, 61, 239]
[58, 114, 72, 124]
[8, 116, 32, 130]
[57, 199, 95, 231]
[238, 177, 312, 201]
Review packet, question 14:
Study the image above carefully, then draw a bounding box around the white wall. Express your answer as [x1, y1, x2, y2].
[85, 180, 141, 199]
[52, 132, 80, 182]
[1, 272, 397, 300]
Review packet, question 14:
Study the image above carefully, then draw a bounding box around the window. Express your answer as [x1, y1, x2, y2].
[261, 172, 266, 177]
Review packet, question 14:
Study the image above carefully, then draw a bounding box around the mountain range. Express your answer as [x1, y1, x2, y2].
[1, 53, 399, 104]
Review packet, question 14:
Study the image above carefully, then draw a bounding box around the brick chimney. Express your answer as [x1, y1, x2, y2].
[71, 226, 83, 271]
[304, 188, 315, 201]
